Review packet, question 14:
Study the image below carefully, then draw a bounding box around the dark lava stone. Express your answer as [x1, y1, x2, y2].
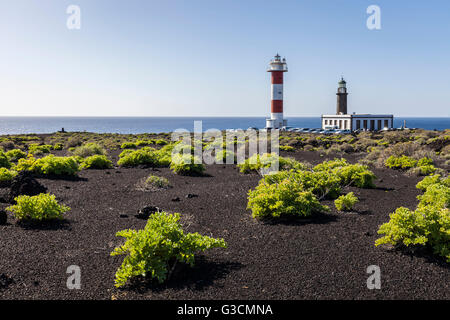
[0, 210, 6, 225]
[8, 171, 47, 203]
[185, 193, 198, 198]
[171, 197, 181, 202]
[136, 205, 159, 220]
[0, 274, 13, 289]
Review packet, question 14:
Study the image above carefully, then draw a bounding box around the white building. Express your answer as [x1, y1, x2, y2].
[321, 78, 394, 131]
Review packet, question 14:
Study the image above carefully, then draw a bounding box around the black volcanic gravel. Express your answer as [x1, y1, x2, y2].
[0, 150, 448, 300]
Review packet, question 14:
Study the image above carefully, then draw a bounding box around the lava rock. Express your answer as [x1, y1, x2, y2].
[119, 213, 128, 218]
[171, 197, 181, 202]
[136, 205, 159, 220]
[185, 193, 198, 199]
[0, 210, 7, 225]
[8, 171, 47, 203]
[0, 274, 13, 289]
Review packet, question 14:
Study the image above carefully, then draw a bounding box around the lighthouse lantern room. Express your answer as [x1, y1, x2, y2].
[266, 54, 288, 130]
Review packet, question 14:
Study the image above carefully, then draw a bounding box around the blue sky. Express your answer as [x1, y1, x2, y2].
[1, 0, 449, 117]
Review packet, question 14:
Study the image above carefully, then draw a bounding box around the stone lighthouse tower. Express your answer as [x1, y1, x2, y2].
[336, 77, 348, 115]
[266, 54, 288, 129]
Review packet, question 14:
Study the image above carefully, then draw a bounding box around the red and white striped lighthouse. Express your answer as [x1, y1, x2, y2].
[266, 54, 288, 129]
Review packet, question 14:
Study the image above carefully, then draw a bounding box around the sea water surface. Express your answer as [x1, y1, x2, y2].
[0, 117, 448, 135]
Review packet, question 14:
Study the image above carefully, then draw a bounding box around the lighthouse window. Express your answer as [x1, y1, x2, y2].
[324, 120, 328, 125]
[377, 120, 382, 130]
[363, 120, 368, 129]
[356, 120, 361, 129]
[384, 119, 389, 128]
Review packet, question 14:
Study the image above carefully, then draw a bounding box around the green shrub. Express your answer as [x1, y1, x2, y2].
[111, 211, 227, 287]
[28, 144, 52, 154]
[136, 140, 154, 146]
[155, 139, 168, 146]
[21, 155, 80, 176]
[417, 157, 433, 166]
[376, 178, 450, 262]
[117, 147, 160, 167]
[52, 143, 64, 151]
[170, 154, 205, 175]
[376, 206, 449, 262]
[0, 167, 17, 183]
[417, 165, 436, 176]
[65, 137, 83, 148]
[5, 149, 27, 162]
[334, 192, 359, 211]
[247, 179, 329, 219]
[6, 193, 70, 221]
[120, 142, 137, 149]
[215, 149, 236, 163]
[141, 175, 170, 190]
[237, 153, 282, 173]
[385, 155, 417, 170]
[155, 143, 177, 166]
[280, 145, 295, 152]
[416, 174, 445, 191]
[0, 151, 12, 169]
[314, 159, 376, 189]
[72, 143, 106, 158]
[81, 155, 113, 169]
[417, 184, 450, 210]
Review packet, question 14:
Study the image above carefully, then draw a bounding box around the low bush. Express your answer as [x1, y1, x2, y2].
[141, 175, 170, 190]
[155, 139, 168, 146]
[334, 192, 359, 211]
[170, 154, 205, 175]
[385, 155, 417, 170]
[376, 177, 450, 262]
[238, 153, 286, 174]
[120, 142, 137, 149]
[81, 155, 113, 169]
[111, 211, 227, 287]
[215, 149, 236, 163]
[16, 155, 80, 176]
[65, 137, 83, 148]
[280, 145, 295, 152]
[0, 151, 12, 169]
[6, 193, 70, 221]
[52, 143, 64, 151]
[417, 164, 437, 176]
[0, 167, 17, 184]
[117, 147, 159, 167]
[247, 179, 329, 219]
[136, 140, 154, 146]
[313, 158, 376, 189]
[416, 174, 448, 191]
[28, 144, 52, 154]
[5, 149, 27, 162]
[72, 143, 106, 158]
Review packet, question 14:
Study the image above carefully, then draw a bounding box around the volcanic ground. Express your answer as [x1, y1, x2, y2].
[0, 150, 448, 300]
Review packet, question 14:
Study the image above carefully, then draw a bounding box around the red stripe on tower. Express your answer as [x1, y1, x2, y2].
[271, 71, 284, 84]
[271, 100, 283, 113]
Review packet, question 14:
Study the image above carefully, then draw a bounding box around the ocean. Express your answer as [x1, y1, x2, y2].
[0, 117, 448, 135]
